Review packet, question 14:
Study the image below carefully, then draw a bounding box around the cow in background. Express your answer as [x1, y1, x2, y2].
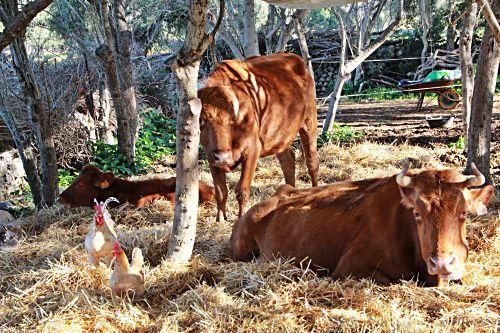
[58, 165, 216, 208]
[230, 163, 494, 287]
[198, 53, 319, 221]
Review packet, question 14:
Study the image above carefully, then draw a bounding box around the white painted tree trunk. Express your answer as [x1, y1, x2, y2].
[167, 0, 224, 263]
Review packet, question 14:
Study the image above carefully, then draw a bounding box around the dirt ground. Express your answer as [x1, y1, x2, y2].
[318, 95, 500, 149]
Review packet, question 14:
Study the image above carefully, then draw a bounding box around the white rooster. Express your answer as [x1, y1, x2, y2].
[85, 197, 119, 266]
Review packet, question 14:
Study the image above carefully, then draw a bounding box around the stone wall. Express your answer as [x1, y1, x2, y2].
[0, 150, 27, 200]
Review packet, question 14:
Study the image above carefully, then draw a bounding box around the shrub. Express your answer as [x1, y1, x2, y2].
[318, 124, 365, 147]
[89, 109, 176, 176]
[58, 169, 78, 188]
[448, 136, 465, 150]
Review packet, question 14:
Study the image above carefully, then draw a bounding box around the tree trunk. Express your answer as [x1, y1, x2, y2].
[242, 0, 259, 57]
[166, 0, 224, 263]
[459, 0, 477, 148]
[168, 62, 202, 263]
[0, 108, 43, 207]
[114, 0, 138, 162]
[96, 0, 136, 164]
[466, 0, 500, 184]
[97, 79, 115, 144]
[292, 10, 314, 90]
[446, 0, 457, 50]
[11, 37, 58, 206]
[353, 1, 372, 88]
[323, 73, 350, 133]
[418, 0, 430, 65]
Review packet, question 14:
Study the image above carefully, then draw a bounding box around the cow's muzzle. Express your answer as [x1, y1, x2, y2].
[427, 254, 463, 280]
[212, 149, 233, 166]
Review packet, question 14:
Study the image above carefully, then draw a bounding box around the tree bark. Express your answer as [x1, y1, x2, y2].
[0, 0, 53, 51]
[114, 0, 138, 162]
[10, 36, 58, 206]
[418, 0, 430, 65]
[293, 10, 314, 88]
[97, 79, 115, 144]
[459, 0, 477, 148]
[242, 0, 259, 57]
[466, 0, 499, 184]
[167, 0, 224, 263]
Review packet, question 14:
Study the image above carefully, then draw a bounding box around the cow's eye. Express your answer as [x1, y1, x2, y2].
[200, 118, 205, 127]
[413, 211, 422, 222]
[460, 211, 467, 220]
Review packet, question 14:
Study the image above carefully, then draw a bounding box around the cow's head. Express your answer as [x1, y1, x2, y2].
[198, 85, 247, 169]
[58, 165, 115, 208]
[397, 163, 494, 281]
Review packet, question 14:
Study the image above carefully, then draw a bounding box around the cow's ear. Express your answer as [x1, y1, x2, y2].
[94, 172, 114, 189]
[465, 185, 495, 216]
[399, 187, 416, 209]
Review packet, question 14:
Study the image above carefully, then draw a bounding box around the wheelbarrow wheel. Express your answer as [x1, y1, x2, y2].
[438, 89, 460, 110]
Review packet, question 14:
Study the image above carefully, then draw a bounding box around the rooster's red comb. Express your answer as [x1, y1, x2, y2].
[113, 242, 121, 251]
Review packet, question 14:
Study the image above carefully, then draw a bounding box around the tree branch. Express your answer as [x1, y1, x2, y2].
[0, 0, 53, 51]
[475, 0, 500, 43]
[206, 0, 226, 45]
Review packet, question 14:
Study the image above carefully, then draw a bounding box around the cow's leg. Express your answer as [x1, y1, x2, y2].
[299, 118, 319, 187]
[209, 166, 228, 221]
[236, 148, 260, 217]
[277, 147, 295, 187]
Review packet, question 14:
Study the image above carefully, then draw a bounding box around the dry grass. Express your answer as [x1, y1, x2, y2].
[1, 141, 499, 332]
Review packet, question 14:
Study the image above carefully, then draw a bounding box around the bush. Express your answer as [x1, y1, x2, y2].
[90, 109, 176, 176]
[318, 124, 365, 147]
[58, 169, 78, 188]
[448, 136, 465, 150]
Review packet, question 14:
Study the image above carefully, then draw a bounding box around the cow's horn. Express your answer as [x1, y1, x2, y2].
[102, 197, 119, 211]
[461, 163, 485, 188]
[228, 89, 239, 117]
[396, 163, 414, 188]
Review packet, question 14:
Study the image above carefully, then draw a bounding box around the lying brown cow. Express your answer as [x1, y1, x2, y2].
[58, 165, 216, 208]
[230, 163, 494, 286]
[198, 53, 319, 221]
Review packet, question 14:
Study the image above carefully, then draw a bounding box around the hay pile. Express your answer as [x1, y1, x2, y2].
[1, 141, 499, 332]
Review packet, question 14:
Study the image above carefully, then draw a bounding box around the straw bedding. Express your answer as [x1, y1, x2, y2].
[1, 141, 498, 332]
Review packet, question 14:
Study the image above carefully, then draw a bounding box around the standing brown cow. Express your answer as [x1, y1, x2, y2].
[198, 53, 319, 221]
[230, 163, 494, 286]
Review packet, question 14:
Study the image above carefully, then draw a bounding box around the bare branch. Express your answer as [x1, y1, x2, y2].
[475, 0, 500, 43]
[0, 0, 53, 51]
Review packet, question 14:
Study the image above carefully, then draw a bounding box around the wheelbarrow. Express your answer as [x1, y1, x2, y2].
[398, 79, 461, 112]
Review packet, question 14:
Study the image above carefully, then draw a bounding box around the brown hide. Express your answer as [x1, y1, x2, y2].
[59, 165, 216, 208]
[230, 167, 494, 286]
[198, 53, 319, 221]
